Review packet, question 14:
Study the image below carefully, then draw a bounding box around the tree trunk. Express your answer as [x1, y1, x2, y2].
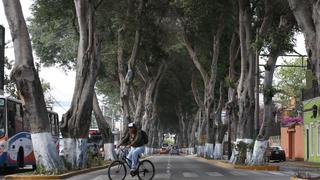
[225, 32, 240, 160]
[92, 92, 115, 161]
[231, 0, 255, 164]
[184, 15, 225, 158]
[288, 0, 319, 89]
[2, 0, 65, 172]
[134, 85, 146, 128]
[60, 0, 100, 169]
[250, 9, 295, 165]
[117, 0, 145, 134]
[214, 82, 227, 159]
[141, 63, 166, 131]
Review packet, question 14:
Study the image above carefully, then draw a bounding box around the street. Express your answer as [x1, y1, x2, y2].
[67, 155, 292, 180]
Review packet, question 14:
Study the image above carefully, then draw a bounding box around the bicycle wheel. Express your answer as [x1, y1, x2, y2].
[108, 160, 127, 180]
[137, 159, 155, 180]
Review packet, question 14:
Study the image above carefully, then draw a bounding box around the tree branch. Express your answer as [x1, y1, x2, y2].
[183, 31, 209, 83]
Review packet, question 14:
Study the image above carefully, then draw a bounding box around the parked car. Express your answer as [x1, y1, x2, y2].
[170, 145, 179, 155]
[160, 143, 170, 154]
[267, 146, 286, 162]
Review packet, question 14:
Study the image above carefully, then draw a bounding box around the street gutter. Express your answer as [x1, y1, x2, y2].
[4, 164, 109, 180]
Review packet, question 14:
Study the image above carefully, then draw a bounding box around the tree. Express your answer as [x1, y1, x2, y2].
[177, 0, 233, 158]
[250, 0, 296, 165]
[92, 91, 115, 161]
[2, 0, 65, 172]
[117, 0, 145, 134]
[274, 58, 306, 103]
[288, 0, 320, 91]
[60, 0, 100, 168]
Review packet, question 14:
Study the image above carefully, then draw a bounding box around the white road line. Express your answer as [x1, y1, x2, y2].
[126, 176, 139, 180]
[230, 171, 249, 176]
[92, 175, 108, 180]
[267, 171, 289, 176]
[182, 172, 199, 178]
[247, 171, 269, 176]
[206, 172, 224, 176]
[154, 173, 171, 179]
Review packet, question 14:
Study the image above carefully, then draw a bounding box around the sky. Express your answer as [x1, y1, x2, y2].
[0, 1, 308, 117]
[0, 0, 75, 118]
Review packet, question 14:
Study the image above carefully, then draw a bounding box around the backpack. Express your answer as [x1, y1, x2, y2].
[141, 130, 148, 145]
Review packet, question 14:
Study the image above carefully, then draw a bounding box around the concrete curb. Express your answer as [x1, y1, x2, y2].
[234, 164, 279, 171]
[187, 155, 279, 171]
[4, 164, 109, 180]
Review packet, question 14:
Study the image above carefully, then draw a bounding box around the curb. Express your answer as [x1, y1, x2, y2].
[4, 164, 109, 180]
[187, 155, 279, 171]
[234, 164, 279, 171]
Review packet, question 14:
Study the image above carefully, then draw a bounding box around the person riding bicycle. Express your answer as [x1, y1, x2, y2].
[117, 122, 147, 173]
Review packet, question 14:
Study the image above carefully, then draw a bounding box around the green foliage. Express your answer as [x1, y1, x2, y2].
[163, 138, 174, 145]
[87, 150, 105, 168]
[263, 87, 279, 98]
[29, 0, 77, 70]
[274, 58, 306, 104]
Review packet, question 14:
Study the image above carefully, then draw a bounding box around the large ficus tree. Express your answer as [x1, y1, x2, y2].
[60, 0, 100, 168]
[288, 0, 320, 90]
[2, 0, 65, 172]
[250, 0, 296, 165]
[177, 0, 233, 158]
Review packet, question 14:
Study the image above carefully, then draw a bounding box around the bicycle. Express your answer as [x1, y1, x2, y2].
[108, 147, 155, 180]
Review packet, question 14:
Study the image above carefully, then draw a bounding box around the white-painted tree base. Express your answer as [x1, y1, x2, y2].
[197, 146, 205, 157]
[63, 138, 88, 168]
[249, 140, 268, 165]
[229, 139, 253, 164]
[104, 143, 116, 161]
[31, 133, 65, 171]
[188, 147, 194, 154]
[205, 143, 214, 158]
[144, 147, 153, 155]
[213, 143, 223, 159]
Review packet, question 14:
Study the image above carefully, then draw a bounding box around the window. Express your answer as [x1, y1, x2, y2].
[7, 101, 23, 137]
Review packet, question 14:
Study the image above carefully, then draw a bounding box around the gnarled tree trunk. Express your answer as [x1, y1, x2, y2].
[3, 0, 65, 172]
[214, 82, 227, 159]
[92, 92, 115, 161]
[184, 21, 225, 158]
[231, 0, 255, 164]
[288, 0, 319, 89]
[117, 0, 144, 134]
[60, 0, 100, 169]
[250, 8, 295, 165]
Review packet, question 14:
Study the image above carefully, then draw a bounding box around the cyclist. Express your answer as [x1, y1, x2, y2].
[117, 122, 146, 173]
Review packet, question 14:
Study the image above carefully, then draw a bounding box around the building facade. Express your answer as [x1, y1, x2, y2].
[303, 97, 320, 162]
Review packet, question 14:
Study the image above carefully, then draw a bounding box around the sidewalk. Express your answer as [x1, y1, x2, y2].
[275, 160, 320, 172]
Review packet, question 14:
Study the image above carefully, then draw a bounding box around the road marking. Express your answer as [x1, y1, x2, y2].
[247, 171, 269, 176]
[154, 173, 171, 179]
[182, 172, 199, 178]
[267, 171, 289, 176]
[230, 171, 249, 176]
[92, 175, 108, 180]
[206, 172, 224, 176]
[126, 176, 139, 180]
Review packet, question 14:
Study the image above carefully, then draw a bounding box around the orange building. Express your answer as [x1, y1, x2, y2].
[281, 124, 304, 161]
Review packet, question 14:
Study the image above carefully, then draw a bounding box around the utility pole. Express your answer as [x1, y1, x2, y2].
[0, 25, 4, 95]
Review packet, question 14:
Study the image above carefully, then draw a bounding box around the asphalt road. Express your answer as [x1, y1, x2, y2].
[67, 155, 292, 180]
